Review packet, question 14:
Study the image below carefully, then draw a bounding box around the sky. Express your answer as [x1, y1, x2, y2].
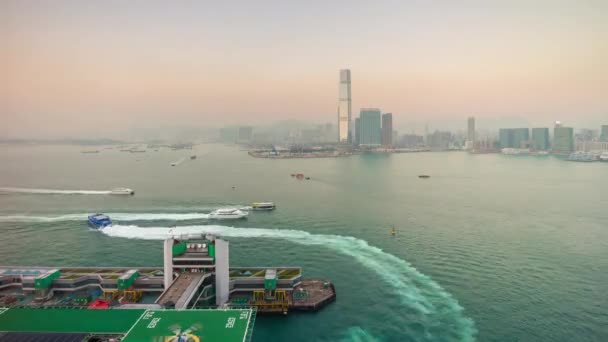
[2, 0, 607, 138]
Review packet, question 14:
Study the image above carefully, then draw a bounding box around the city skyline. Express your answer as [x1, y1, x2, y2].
[2, 0, 607, 139]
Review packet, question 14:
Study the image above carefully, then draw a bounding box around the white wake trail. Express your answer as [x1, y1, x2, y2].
[101, 224, 477, 341]
[0, 213, 210, 222]
[0, 187, 111, 195]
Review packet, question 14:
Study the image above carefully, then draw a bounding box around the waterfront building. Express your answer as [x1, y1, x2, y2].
[338, 69, 352, 144]
[498, 128, 529, 148]
[398, 134, 425, 148]
[467, 117, 475, 142]
[220, 127, 238, 143]
[359, 108, 382, 147]
[354, 118, 361, 146]
[381, 113, 393, 147]
[532, 128, 550, 150]
[600, 125, 608, 141]
[553, 123, 574, 153]
[237, 126, 253, 143]
[428, 130, 452, 150]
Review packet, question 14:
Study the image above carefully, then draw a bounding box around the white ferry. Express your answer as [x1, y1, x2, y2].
[208, 208, 248, 219]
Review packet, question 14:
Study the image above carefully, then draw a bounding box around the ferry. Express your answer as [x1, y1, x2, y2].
[251, 202, 276, 211]
[600, 152, 608, 162]
[110, 188, 135, 195]
[567, 151, 598, 162]
[87, 214, 112, 229]
[208, 208, 248, 220]
[501, 148, 530, 155]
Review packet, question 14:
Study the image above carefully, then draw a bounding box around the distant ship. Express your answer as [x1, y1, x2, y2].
[600, 152, 608, 162]
[208, 208, 248, 220]
[567, 151, 598, 162]
[250, 202, 276, 211]
[501, 148, 529, 155]
[87, 214, 112, 229]
[109, 188, 135, 195]
[80, 150, 100, 154]
[190, 155, 197, 160]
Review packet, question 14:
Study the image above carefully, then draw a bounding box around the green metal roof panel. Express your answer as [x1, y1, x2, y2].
[0, 307, 145, 333]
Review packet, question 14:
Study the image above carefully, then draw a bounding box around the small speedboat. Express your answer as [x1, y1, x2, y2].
[190, 155, 197, 160]
[88, 214, 112, 229]
[250, 202, 276, 211]
[110, 188, 135, 195]
[209, 208, 248, 220]
[418, 175, 430, 179]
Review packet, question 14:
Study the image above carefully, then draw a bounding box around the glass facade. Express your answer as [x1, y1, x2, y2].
[381, 113, 393, 147]
[601, 125, 608, 142]
[553, 126, 574, 152]
[498, 128, 529, 148]
[532, 128, 550, 150]
[338, 69, 351, 144]
[359, 109, 382, 146]
[467, 117, 475, 142]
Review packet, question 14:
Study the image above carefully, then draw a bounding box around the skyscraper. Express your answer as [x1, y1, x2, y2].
[531, 128, 550, 150]
[381, 113, 393, 147]
[498, 128, 529, 148]
[354, 118, 360, 146]
[338, 69, 352, 144]
[467, 117, 475, 142]
[601, 125, 608, 142]
[359, 108, 381, 146]
[553, 123, 574, 153]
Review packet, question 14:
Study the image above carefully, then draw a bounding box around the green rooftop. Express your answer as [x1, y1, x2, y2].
[0, 307, 254, 342]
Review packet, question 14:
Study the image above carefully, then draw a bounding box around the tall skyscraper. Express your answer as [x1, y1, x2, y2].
[359, 108, 382, 146]
[381, 113, 393, 147]
[601, 125, 608, 142]
[354, 118, 361, 146]
[498, 128, 529, 148]
[467, 117, 475, 142]
[553, 122, 574, 153]
[338, 69, 352, 144]
[531, 128, 550, 150]
[237, 126, 253, 143]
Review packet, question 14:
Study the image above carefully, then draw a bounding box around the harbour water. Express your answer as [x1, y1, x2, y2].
[0, 144, 606, 341]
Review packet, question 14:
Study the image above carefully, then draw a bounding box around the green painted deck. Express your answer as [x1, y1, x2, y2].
[122, 309, 252, 342]
[0, 307, 145, 333]
[0, 307, 253, 342]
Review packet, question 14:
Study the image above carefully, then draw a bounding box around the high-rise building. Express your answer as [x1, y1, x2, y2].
[237, 126, 253, 143]
[531, 128, 550, 150]
[467, 117, 475, 142]
[381, 113, 393, 147]
[498, 128, 529, 148]
[600, 125, 608, 141]
[359, 108, 382, 146]
[354, 118, 361, 146]
[428, 130, 452, 150]
[338, 69, 352, 144]
[553, 123, 574, 153]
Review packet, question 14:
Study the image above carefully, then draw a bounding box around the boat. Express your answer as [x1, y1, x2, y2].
[250, 202, 276, 211]
[81, 150, 100, 154]
[190, 155, 197, 160]
[501, 148, 530, 155]
[600, 152, 608, 162]
[208, 208, 248, 220]
[390, 226, 397, 236]
[87, 214, 112, 229]
[418, 175, 430, 178]
[109, 188, 135, 195]
[567, 151, 598, 162]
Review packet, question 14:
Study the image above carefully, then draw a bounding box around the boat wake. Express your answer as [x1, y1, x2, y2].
[101, 224, 477, 341]
[0, 187, 111, 195]
[0, 213, 211, 222]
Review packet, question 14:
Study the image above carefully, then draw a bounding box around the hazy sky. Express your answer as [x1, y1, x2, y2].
[2, 0, 607, 138]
